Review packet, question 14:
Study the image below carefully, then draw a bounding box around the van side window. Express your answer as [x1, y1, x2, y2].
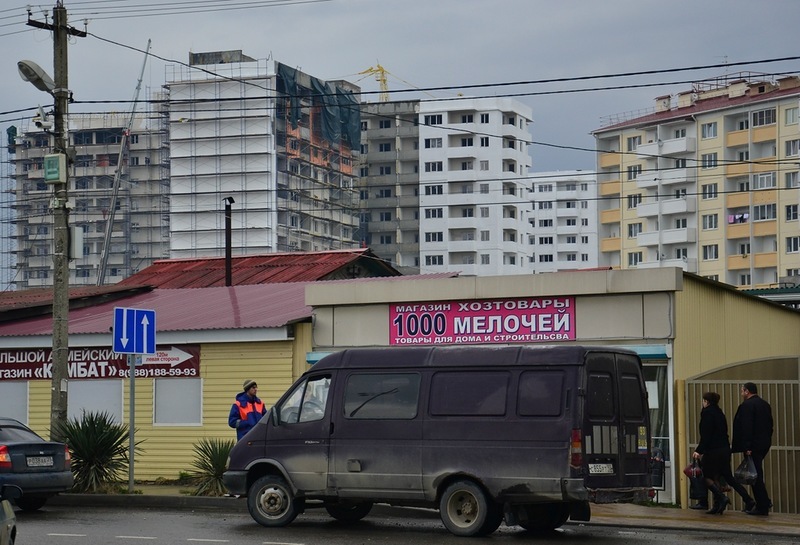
[587, 373, 614, 419]
[518, 371, 564, 417]
[343, 373, 420, 420]
[430, 372, 508, 416]
[278, 375, 331, 424]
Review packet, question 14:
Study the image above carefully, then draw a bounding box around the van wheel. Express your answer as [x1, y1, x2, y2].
[325, 502, 373, 522]
[518, 503, 570, 531]
[439, 480, 496, 537]
[14, 496, 47, 511]
[247, 475, 299, 527]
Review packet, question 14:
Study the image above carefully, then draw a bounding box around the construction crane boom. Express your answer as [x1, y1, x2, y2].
[357, 63, 389, 102]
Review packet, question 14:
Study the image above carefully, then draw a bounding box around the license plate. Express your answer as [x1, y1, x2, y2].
[26, 456, 53, 467]
[588, 463, 614, 474]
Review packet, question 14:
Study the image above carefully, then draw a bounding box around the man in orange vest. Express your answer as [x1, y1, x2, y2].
[228, 379, 267, 440]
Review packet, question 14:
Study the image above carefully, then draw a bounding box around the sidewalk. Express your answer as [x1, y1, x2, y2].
[50, 487, 800, 538]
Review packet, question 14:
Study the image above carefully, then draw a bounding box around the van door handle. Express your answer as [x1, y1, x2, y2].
[329, 422, 334, 435]
[347, 459, 362, 472]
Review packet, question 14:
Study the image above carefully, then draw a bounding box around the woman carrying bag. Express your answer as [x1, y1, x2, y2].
[692, 392, 755, 515]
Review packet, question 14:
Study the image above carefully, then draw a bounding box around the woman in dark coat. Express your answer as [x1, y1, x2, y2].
[692, 392, 755, 514]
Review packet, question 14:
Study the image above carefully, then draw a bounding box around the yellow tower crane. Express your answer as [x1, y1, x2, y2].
[358, 64, 390, 102]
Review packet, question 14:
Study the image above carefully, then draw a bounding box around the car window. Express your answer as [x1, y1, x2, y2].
[0, 424, 42, 442]
[430, 371, 509, 416]
[278, 375, 330, 424]
[343, 373, 420, 420]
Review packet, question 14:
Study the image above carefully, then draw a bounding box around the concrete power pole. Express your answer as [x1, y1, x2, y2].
[27, 3, 86, 442]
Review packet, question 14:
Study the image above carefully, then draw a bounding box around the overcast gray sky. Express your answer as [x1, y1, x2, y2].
[3, 0, 800, 171]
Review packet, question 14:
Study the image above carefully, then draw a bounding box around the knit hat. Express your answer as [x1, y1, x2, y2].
[242, 379, 257, 392]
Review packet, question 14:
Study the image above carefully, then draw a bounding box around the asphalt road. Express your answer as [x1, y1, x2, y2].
[11, 504, 800, 545]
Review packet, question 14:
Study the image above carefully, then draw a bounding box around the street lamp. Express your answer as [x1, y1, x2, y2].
[223, 197, 235, 286]
[18, 54, 71, 441]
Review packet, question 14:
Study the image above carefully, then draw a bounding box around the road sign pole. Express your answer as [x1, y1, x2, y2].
[128, 353, 135, 493]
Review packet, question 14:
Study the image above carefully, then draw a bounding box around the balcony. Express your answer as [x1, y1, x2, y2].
[754, 252, 777, 268]
[753, 219, 777, 237]
[637, 257, 697, 272]
[726, 130, 749, 148]
[637, 227, 696, 247]
[636, 136, 696, 157]
[726, 192, 750, 208]
[600, 208, 621, 224]
[600, 237, 621, 252]
[725, 156, 776, 178]
[727, 254, 750, 270]
[599, 152, 621, 169]
[637, 167, 696, 189]
[752, 125, 777, 143]
[599, 179, 621, 196]
[726, 222, 750, 239]
[637, 196, 696, 217]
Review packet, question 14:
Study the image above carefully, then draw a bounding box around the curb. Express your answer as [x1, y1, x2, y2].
[49, 493, 242, 511]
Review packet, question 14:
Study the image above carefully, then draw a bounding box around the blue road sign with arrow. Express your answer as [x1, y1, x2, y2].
[113, 307, 156, 355]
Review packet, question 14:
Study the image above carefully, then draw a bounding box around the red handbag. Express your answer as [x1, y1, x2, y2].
[683, 459, 702, 479]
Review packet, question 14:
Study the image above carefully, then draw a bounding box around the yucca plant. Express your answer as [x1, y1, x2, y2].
[54, 410, 142, 493]
[189, 438, 235, 496]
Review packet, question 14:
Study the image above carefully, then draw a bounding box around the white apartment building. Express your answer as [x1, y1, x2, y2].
[529, 170, 599, 272]
[165, 52, 360, 257]
[8, 112, 167, 288]
[361, 97, 533, 275]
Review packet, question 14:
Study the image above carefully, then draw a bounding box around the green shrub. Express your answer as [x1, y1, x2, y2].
[189, 438, 235, 496]
[53, 410, 143, 493]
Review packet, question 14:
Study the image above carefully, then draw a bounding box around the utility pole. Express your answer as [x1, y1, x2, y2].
[26, 2, 86, 442]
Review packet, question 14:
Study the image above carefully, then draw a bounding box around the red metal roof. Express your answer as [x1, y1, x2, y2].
[117, 249, 401, 289]
[0, 283, 311, 337]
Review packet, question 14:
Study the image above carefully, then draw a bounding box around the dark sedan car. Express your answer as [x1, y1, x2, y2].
[0, 418, 73, 511]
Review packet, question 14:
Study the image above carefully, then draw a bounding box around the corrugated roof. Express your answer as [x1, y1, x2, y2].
[117, 249, 401, 289]
[0, 283, 311, 337]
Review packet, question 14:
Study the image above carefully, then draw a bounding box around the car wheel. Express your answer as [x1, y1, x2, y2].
[439, 480, 496, 537]
[14, 496, 47, 512]
[518, 503, 570, 531]
[246, 475, 299, 527]
[325, 501, 373, 522]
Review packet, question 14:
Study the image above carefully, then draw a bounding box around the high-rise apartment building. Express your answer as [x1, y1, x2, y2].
[529, 171, 599, 272]
[165, 53, 361, 257]
[8, 112, 168, 288]
[360, 97, 533, 275]
[593, 74, 800, 287]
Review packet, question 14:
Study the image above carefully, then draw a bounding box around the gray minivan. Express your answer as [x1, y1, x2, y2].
[223, 345, 652, 537]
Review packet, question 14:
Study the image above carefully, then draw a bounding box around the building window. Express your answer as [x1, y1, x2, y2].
[752, 108, 776, 127]
[461, 137, 473, 147]
[627, 194, 642, 209]
[379, 211, 392, 222]
[380, 235, 392, 244]
[786, 107, 799, 125]
[739, 242, 751, 255]
[538, 201, 553, 209]
[581, 253, 589, 262]
[480, 136, 489, 147]
[539, 219, 553, 227]
[424, 208, 443, 218]
[627, 223, 642, 238]
[480, 207, 489, 218]
[480, 113, 489, 123]
[424, 138, 442, 148]
[154, 378, 201, 424]
[424, 161, 443, 172]
[538, 254, 553, 263]
[787, 204, 799, 221]
[565, 201, 577, 209]
[461, 114, 474, 123]
[786, 140, 800, 157]
[423, 114, 442, 125]
[425, 255, 444, 266]
[788, 268, 800, 277]
[479, 160, 489, 171]
[702, 244, 719, 260]
[566, 236, 577, 244]
[361, 121, 368, 131]
[786, 172, 799, 188]
[701, 183, 718, 199]
[626, 135, 641, 151]
[379, 142, 391, 152]
[627, 165, 642, 180]
[753, 204, 776, 221]
[739, 273, 751, 286]
[676, 248, 688, 260]
[702, 214, 718, 230]
[701, 122, 718, 139]
[538, 184, 553, 192]
[674, 128, 686, 138]
[480, 254, 490, 265]
[481, 230, 490, 241]
[566, 254, 577, 262]
[424, 185, 443, 195]
[788, 237, 800, 253]
[461, 161, 473, 170]
[379, 119, 391, 129]
[462, 208, 474, 218]
[675, 217, 687, 229]
[628, 251, 643, 266]
[701, 153, 718, 168]
[425, 232, 443, 242]
[379, 166, 392, 175]
[479, 183, 489, 194]
[537, 236, 553, 245]
[360, 166, 369, 177]
[566, 218, 577, 226]
[581, 218, 589, 226]
[753, 172, 776, 189]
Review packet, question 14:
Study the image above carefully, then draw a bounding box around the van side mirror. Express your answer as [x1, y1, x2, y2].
[270, 406, 280, 427]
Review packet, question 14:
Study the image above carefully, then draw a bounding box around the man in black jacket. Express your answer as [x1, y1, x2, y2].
[731, 382, 773, 516]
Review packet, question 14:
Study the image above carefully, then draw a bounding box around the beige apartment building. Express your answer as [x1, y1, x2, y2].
[593, 74, 800, 287]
